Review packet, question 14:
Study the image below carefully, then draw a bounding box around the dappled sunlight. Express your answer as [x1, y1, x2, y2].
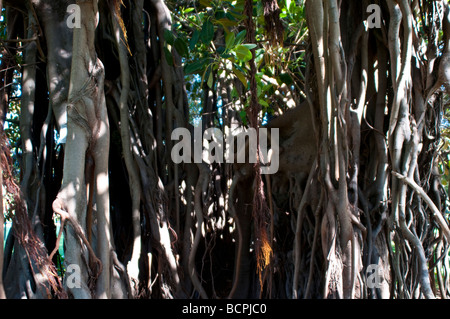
[1, 0, 450, 302]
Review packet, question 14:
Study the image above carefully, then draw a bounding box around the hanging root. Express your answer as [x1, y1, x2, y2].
[244, 0, 273, 290]
[253, 166, 273, 288]
[257, 231, 272, 277]
[1, 132, 67, 299]
[51, 198, 103, 286]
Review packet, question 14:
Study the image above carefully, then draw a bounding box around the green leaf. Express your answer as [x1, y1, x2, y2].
[259, 99, 269, 108]
[231, 87, 239, 98]
[164, 29, 175, 45]
[216, 46, 226, 55]
[225, 12, 237, 22]
[234, 45, 252, 62]
[234, 30, 247, 45]
[184, 58, 208, 75]
[164, 47, 173, 66]
[189, 29, 200, 50]
[225, 31, 235, 50]
[232, 66, 247, 89]
[216, 18, 238, 28]
[262, 83, 273, 93]
[201, 20, 214, 46]
[207, 71, 214, 88]
[239, 109, 247, 125]
[174, 37, 189, 57]
[241, 43, 257, 50]
[215, 10, 226, 20]
[278, 72, 293, 85]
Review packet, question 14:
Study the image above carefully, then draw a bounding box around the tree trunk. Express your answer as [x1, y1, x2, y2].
[53, 0, 113, 298]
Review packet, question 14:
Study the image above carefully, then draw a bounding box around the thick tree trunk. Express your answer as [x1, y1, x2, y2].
[20, 3, 37, 200]
[53, 0, 113, 299]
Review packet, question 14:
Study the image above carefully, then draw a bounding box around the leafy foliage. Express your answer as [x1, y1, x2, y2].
[166, 0, 309, 124]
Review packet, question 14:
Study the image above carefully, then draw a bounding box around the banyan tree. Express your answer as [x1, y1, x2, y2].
[0, 0, 450, 299]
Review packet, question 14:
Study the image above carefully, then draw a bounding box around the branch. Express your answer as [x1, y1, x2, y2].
[388, 0, 413, 137]
[0, 36, 38, 43]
